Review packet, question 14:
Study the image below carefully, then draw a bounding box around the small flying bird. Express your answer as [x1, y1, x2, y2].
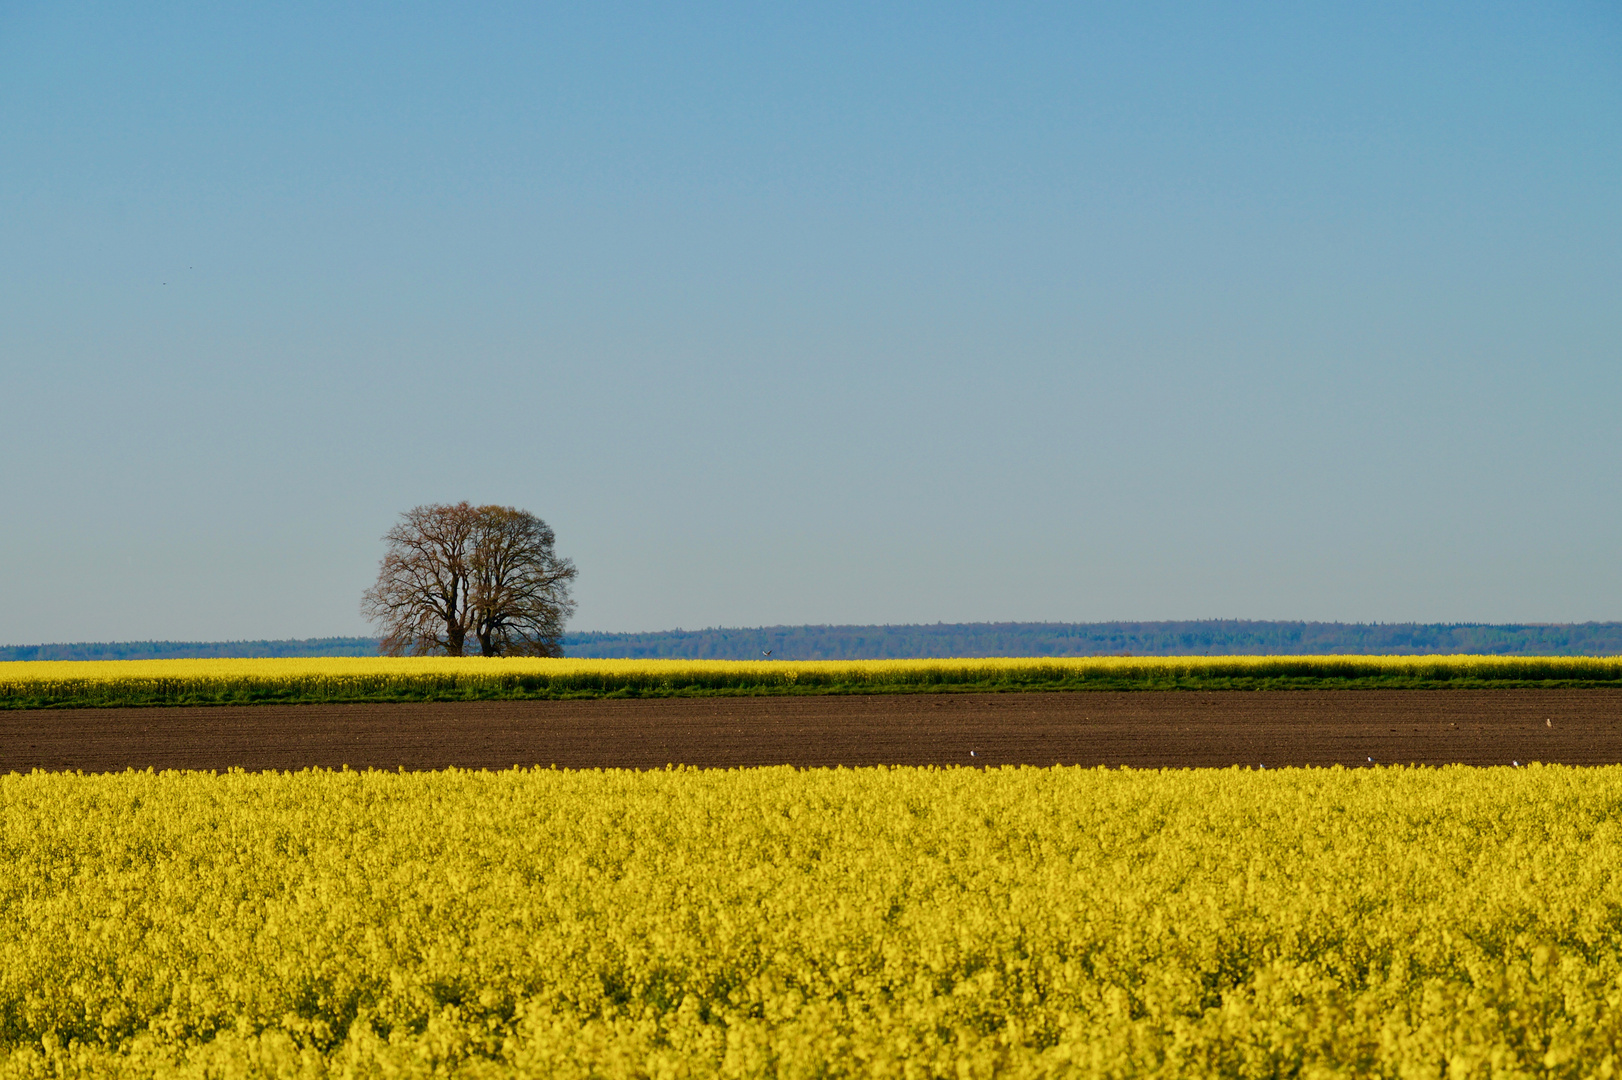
[970, 751, 976, 757]
[1513, 761, 1520, 767]
[762, 649, 772, 657]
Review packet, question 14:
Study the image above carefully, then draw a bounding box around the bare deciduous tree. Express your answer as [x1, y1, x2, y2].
[362, 502, 577, 657]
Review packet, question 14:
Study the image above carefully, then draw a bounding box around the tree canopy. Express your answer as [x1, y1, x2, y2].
[361, 502, 576, 657]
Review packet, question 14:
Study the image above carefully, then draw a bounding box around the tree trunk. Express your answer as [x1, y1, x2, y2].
[444, 580, 466, 656]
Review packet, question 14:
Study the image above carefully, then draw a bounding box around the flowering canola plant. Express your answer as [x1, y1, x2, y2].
[4, 763, 1622, 1077]
[3, 654, 1620, 707]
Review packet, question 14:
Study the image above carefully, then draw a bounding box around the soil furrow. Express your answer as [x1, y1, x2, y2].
[5, 690, 1622, 772]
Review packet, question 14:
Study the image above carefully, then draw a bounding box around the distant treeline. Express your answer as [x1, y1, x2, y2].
[0, 637, 379, 662]
[566, 621, 1622, 659]
[5, 622, 1621, 662]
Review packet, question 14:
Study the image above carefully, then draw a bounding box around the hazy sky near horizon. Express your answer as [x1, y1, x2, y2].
[3, 2, 1619, 642]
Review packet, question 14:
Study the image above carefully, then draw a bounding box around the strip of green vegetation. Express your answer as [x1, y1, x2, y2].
[6, 673, 1621, 709]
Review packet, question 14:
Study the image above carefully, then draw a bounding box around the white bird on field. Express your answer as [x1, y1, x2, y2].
[763, 649, 772, 657]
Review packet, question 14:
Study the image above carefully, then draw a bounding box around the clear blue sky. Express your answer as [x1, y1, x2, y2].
[3, 2, 1618, 642]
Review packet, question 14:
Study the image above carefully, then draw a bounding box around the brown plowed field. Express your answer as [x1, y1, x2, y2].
[5, 690, 1622, 773]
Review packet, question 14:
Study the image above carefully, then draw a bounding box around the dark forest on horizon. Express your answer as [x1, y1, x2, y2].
[5, 621, 1622, 661]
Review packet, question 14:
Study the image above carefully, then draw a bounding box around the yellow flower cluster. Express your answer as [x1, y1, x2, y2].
[3, 653, 1620, 706]
[4, 764, 1622, 1077]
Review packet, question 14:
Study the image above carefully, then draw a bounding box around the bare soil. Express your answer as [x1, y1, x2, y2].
[4, 690, 1622, 773]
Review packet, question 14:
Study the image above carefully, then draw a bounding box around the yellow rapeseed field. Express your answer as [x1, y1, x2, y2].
[4, 654, 1621, 706]
[4, 763, 1622, 1077]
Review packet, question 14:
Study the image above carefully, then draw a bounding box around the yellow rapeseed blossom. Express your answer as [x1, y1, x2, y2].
[3, 764, 1622, 1077]
[3, 654, 1620, 706]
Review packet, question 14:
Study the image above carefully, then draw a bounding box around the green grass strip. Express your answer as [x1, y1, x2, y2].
[6, 668, 1622, 709]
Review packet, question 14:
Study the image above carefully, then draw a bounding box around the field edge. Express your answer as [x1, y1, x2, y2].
[9, 674, 1622, 709]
